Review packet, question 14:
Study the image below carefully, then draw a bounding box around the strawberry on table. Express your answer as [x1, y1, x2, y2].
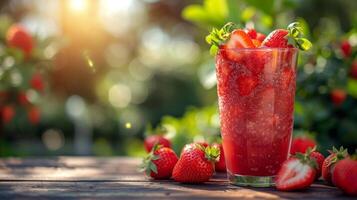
[139, 145, 178, 180]
[290, 136, 316, 155]
[310, 150, 325, 180]
[332, 153, 357, 196]
[144, 135, 171, 152]
[212, 143, 226, 172]
[173, 144, 219, 183]
[322, 147, 349, 185]
[275, 150, 317, 191]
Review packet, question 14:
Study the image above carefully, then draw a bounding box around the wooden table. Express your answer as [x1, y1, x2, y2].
[0, 157, 354, 199]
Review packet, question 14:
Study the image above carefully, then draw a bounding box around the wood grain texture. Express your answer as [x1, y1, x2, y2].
[0, 157, 354, 199]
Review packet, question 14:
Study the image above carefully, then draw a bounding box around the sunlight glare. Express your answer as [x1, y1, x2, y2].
[69, 0, 88, 12]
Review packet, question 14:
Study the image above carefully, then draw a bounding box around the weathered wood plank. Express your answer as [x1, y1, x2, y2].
[0, 181, 353, 200]
[0, 157, 145, 181]
[0, 157, 354, 199]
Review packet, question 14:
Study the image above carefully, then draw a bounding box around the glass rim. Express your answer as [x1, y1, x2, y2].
[219, 47, 299, 52]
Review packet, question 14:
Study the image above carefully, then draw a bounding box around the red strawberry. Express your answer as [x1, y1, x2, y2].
[144, 135, 171, 152]
[252, 39, 261, 47]
[30, 73, 45, 92]
[275, 151, 317, 191]
[18, 91, 29, 105]
[310, 151, 325, 180]
[256, 32, 266, 42]
[140, 145, 178, 179]
[262, 29, 292, 48]
[173, 144, 219, 183]
[28, 107, 40, 125]
[322, 147, 349, 185]
[290, 136, 316, 155]
[244, 28, 257, 39]
[6, 24, 33, 58]
[227, 29, 255, 49]
[330, 89, 346, 106]
[332, 155, 357, 196]
[350, 60, 357, 79]
[221, 29, 255, 62]
[237, 75, 258, 96]
[212, 143, 226, 172]
[340, 40, 352, 58]
[1, 105, 15, 124]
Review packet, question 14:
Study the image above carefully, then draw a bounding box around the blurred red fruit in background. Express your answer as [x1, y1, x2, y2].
[6, 24, 33, 58]
[144, 135, 171, 152]
[350, 60, 357, 79]
[340, 40, 352, 58]
[290, 136, 316, 155]
[1, 105, 15, 124]
[330, 89, 347, 106]
[28, 107, 40, 125]
[30, 73, 44, 92]
[18, 91, 29, 105]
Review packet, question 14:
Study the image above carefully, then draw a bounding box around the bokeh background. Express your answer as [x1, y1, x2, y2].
[0, 0, 356, 157]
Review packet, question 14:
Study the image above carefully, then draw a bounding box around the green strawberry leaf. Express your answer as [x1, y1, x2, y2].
[206, 22, 238, 55]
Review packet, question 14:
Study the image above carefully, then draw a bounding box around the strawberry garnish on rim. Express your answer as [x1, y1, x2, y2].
[262, 22, 312, 50]
[275, 148, 317, 191]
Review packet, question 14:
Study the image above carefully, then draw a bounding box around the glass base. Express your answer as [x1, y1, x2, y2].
[228, 171, 275, 187]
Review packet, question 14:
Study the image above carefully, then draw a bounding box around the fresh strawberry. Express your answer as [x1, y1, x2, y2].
[310, 151, 325, 180]
[262, 22, 312, 51]
[144, 135, 171, 152]
[237, 75, 258, 96]
[1, 105, 15, 124]
[322, 147, 349, 185]
[332, 154, 357, 196]
[227, 29, 255, 49]
[275, 151, 317, 191]
[350, 60, 357, 80]
[340, 40, 352, 58]
[262, 29, 292, 48]
[28, 107, 40, 125]
[212, 143, 226, 172]
[290, 136, 316, 155]
[6, 24, 33, 58]
[173, 144, 219, 183]
[139, 145, 178, 179]
[30, 73, 44, 92]
[330, 89, 346, 106]
[252, 39, 261, 47]
[256, 32, 266, 42]
[221, 30, 255, 62]
[244, 28, 257, 39]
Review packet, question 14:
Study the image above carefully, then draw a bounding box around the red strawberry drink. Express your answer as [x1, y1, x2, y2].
[207, 22, 311, 187]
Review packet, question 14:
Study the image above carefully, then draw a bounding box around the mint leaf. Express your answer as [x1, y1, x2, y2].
[287, 22, 312, 51]
[206, 22, 238, 55]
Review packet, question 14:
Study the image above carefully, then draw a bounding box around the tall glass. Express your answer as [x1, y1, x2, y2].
[216, 48, 298, 187]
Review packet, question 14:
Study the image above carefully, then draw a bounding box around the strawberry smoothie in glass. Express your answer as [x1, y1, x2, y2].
[208, 22, 311, 187]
